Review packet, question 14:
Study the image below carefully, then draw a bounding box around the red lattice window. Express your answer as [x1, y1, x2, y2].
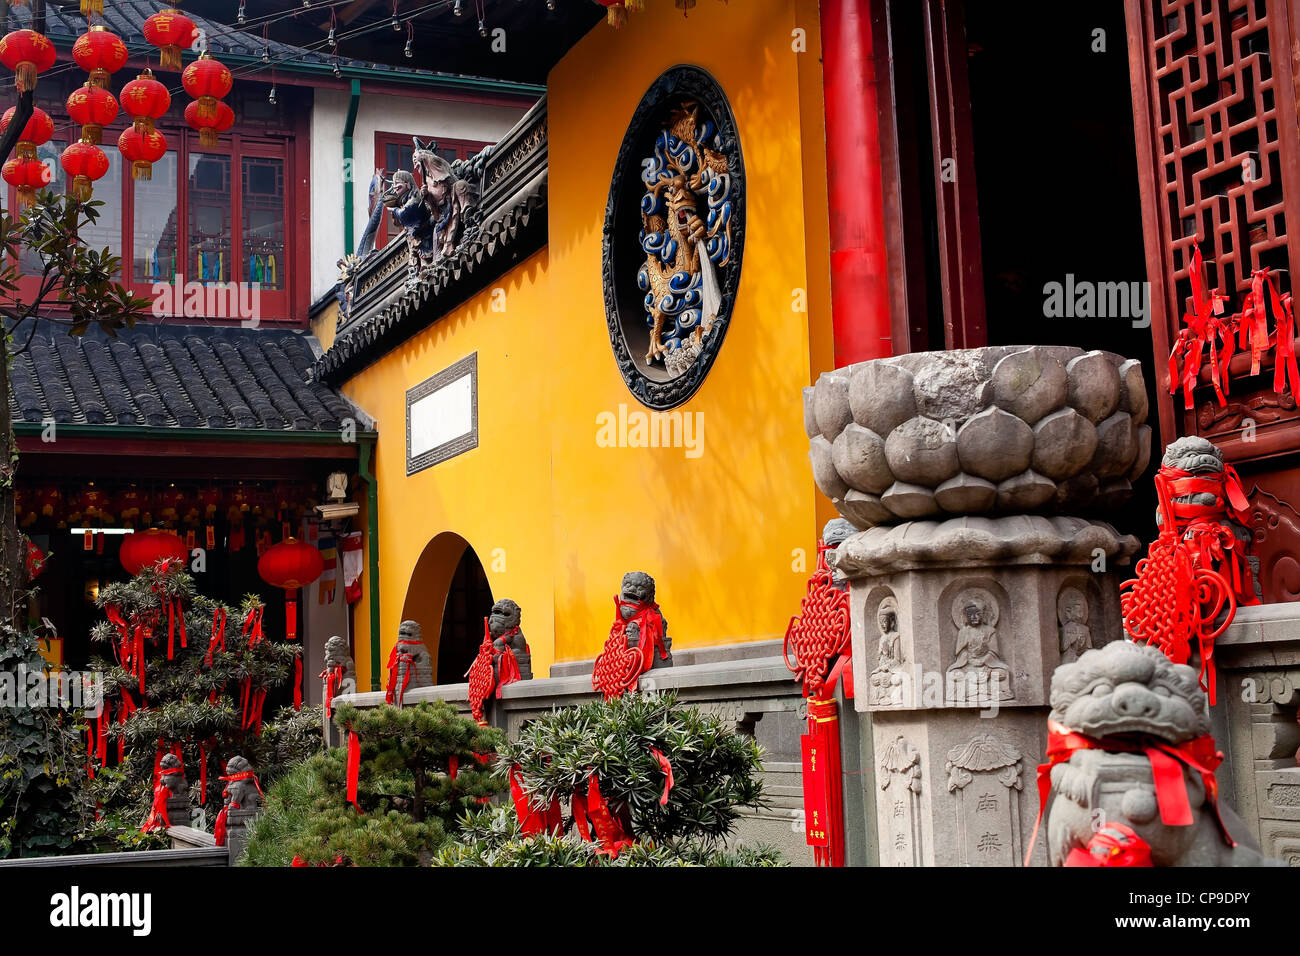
[1128, 0, 1300, 450]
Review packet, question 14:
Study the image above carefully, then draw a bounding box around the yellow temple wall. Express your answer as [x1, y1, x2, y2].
[340, 0, 834, 680]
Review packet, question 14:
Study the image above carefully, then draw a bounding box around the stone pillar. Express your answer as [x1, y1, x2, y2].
[805, 346, 1149, 866]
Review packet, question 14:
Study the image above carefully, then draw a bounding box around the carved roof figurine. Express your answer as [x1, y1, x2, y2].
[466, 598, 532, 724]
[1121, 435, 1258, 705]
[413, 139, 478, 261]
[592, 572, 672, 700]
[1034, 641, 1279, 866]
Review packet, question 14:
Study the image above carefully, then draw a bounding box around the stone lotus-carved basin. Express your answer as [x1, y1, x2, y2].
[804, 346, 1152, 528]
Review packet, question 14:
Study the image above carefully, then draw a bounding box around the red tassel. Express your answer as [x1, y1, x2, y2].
[207, 607, 227, 667]
[96, 706, 108, 767]
[285, 592, 297, 640]
[214, 807, 228, 846]
[346, 730, 361, 811]
[448, 755, 459, 781]
[293, 656, 303, 710]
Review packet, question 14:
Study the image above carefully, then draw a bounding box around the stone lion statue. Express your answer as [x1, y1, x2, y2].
[1043, 640, 1277, 866]
[323, 635, 357, 697]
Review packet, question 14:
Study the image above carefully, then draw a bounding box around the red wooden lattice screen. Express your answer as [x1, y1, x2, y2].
[1127, 0, 1300, 602]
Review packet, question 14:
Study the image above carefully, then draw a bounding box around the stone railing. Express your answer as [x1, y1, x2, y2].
[1212, 600, 1300, 864]
[0, 842, 228, 867]
[327, 638, 815, 863]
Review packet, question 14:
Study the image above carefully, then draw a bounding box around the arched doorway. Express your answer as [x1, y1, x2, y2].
[401, 532, 495, 685]
[435, 548, 494, 683]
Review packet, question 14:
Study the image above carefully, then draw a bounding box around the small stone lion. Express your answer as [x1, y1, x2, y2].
[1043, 641, 1277, 866]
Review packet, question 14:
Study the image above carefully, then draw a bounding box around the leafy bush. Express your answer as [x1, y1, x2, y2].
[0, 629, 95, 857]
[440, 692, 778, 866]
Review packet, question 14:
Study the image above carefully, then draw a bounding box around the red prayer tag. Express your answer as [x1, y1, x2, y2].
[801, 735, 830, 847]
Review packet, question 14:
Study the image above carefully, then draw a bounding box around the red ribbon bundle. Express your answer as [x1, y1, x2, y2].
[1064, 823, 1154, 867]
[241, 605, 265, 647]
[206, 606, 227, 667]
[510, 765, 562, 835]
[384, 639, 423, 705]
[117, 690, 135, 763]
[571, 773, 635, 857]
[320, 664, 343, 718]
[1026, 720, 1233, 865]
[213, 769, 263, 847]
[1169, 246, 1233, 409]
[165, 595, 187, 659]
[346, 729, 361, 811]
[592, 598, 669, 700]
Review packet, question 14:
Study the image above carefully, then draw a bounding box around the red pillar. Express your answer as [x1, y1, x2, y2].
[821, 0, 893, 366]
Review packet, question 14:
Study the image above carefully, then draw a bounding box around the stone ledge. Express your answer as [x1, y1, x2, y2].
[547, 637, 786, 678]
[167, 825, 215, 849]
[1219, 601, 1300, 647]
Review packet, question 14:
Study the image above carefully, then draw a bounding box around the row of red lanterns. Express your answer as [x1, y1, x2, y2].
[0, 8, 235, 204]
[121, 528, 323, 641]
[17, 482, 319, 529]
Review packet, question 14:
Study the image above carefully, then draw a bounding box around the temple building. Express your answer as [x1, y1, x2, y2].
[9, 0, 1300, 866]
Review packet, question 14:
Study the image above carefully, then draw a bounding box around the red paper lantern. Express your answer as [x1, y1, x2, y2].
[182, 52, 232, 124]
[72, 26, 128, 89]
[120, 70, 172, 135]
[258, 538, 324, 641]
[120, 528, 187, 576]
[0, 29, 56, 93]
[184, 99, 233, 149]
[62, 141, 110, 201]
[66, 84, 119, 145]
[118, 127, 168, 181]
[0, 105, 52, 160]
[143, 9, 197, 72]
[2, 155, 51, 208]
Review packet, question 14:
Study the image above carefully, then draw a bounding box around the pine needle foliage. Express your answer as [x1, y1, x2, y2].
[242, 700, 502, 866]
[435, 805, 785, 867]
[503, 692, 766, 845]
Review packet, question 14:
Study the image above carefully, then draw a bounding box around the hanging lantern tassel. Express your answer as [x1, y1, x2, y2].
[61, 141, 110, 202]
[80, 0, 104, 16]
[285, 588, 298, 641]
[118, 127, 167, 181]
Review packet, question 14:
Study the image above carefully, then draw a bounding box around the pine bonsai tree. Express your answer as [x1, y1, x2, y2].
[437, 692, 780, 865]
[85, 560, 320, 832]
[242, 700, 502, 866]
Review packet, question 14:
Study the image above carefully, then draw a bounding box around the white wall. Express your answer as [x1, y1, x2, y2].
[309, 88, 530, 304]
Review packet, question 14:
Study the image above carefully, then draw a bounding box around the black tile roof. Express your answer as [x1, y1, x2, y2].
[10, 323, 362, 432]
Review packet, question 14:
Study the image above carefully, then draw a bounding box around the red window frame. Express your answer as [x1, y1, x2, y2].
[371, 131, 490, 249]
[4, 86, 307, 325]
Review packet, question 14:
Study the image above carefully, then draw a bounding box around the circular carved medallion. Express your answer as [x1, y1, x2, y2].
[601, 65, 745, 409]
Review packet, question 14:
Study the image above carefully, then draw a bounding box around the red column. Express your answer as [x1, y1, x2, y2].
[821, 0, 893, 366]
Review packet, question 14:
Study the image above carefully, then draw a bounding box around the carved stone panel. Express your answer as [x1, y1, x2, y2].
[945, 733, 1024, 866]
[878, 734, 923, 866]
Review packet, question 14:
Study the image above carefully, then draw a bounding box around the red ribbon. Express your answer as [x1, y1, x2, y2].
[320, 665, 342, 718]
[649, 746, 673, 805]
[293, 655, 302, 711]
[346, 730, 361, 811]
[510, 765, 562, 835]
[241, 606, 265, 648]
[206, 607, 227, 667]
[1170, 246, 1233, 409]
[1025, 721, 1233, 865]
[385, 640, 421, 705]
[571, 773, 634, 856]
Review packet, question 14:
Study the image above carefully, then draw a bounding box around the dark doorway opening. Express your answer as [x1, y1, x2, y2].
[435, 546, 495, 684]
